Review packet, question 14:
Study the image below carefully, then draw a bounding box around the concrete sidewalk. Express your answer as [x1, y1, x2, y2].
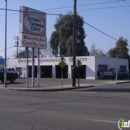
[0, 79, 130, 92]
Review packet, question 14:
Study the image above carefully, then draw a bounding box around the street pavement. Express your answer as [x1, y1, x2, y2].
[0, 78, 130, 91]
[0, 83, 129, 130]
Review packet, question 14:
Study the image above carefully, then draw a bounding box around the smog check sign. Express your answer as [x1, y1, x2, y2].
[19, 6, 46, 49]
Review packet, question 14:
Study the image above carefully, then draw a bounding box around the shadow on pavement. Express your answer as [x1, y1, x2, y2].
[80, 88, 130, 93]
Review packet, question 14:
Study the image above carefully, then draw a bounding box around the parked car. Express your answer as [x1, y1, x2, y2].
[104, 68, 128, 79]
[0, 68, 18, 83]
[7, 68, 18, 73]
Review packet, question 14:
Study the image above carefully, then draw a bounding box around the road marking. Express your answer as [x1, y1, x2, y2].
[87, 119, 117, 124]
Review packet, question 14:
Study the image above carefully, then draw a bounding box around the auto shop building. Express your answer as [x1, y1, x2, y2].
[6, 56, 129, 80]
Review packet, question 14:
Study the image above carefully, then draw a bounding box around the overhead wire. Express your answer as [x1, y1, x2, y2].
[116, 0, 130, 13]
[0, 0, 126, 17]
[84, 21, 130, 47]
[45, 5, 130, 13]
[41, 0, 125, 11]
[0, 4, 129, 19]
[0, 46, 14, 52]
[0, 20, 128, 52]
[0, 0, 129, 52]
[79, 5, 130, 11]
[123, 0, 130, 12]
[0, 8, 59, 15]
[83, 21, 118, 41]
[1, 21, 127, 53]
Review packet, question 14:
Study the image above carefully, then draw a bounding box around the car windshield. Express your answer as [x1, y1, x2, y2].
[7, 68, 16, 71]
[109, 68, 120, 72]
[109, 68, 115, 71]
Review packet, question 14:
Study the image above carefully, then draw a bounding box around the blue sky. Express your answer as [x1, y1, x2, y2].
[0, 0, 130, 58]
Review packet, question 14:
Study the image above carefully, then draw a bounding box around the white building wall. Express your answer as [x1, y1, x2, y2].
[85, 56, 95, 79]
[7, 59, 27, 78]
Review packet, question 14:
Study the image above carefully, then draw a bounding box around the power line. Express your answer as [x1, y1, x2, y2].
[41, 0, 125, 11]
[116, 0, 130, 13]
[79, 5, 130, 11]
[0, 13, 18, 17]
[0, 5, 129, 19]
[0, 46, 14, 52]
[44, 5, 130, 13]
[84, 21, 130, 47]
[0, 4, 129, 20]
[123, 1, 130, 12]
[84, 21, 118, 41]
[0, 0, 126, 17]
[0, 8, 60, 15]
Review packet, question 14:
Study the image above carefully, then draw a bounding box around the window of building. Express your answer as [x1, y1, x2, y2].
[98, 65, 108, 71]
[120, 65, 126, 72]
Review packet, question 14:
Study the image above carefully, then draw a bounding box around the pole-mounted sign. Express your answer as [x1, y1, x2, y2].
[19, 6, 47, 49]
[19, 6, 47, 87]
[58, 58, 67, 88]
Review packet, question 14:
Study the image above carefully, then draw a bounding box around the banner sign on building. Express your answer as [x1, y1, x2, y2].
[19, 6, 46, 49]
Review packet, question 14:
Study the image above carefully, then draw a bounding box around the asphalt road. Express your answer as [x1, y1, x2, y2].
[0, 83, 130, 130]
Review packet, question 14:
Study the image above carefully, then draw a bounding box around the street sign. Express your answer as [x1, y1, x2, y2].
[59, 60, 66, 68]
[58, 59, 66, 88]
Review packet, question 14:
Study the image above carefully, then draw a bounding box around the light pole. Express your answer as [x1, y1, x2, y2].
[4, 0, 7, 87]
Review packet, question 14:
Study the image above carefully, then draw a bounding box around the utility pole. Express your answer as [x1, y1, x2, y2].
[14, 36, 19, 58]
[72, 0, 77, 87]
[4, 0, 7, 88]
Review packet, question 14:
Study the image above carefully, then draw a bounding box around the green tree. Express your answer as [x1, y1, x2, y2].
[50, 13, 89, 57]
[108, 37, 129, 58]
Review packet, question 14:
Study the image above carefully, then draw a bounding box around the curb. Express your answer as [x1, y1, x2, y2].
[7, 85, 95, 92]
[116, 81, 130, 84]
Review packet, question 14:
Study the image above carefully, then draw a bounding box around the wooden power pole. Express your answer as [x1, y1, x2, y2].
[72, 0, 77, 87]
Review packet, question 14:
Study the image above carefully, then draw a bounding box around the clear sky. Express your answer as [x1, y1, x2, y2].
[0, 0, 130, 58]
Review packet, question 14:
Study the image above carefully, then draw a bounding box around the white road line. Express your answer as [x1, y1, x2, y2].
[87, 119, 117, 124]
